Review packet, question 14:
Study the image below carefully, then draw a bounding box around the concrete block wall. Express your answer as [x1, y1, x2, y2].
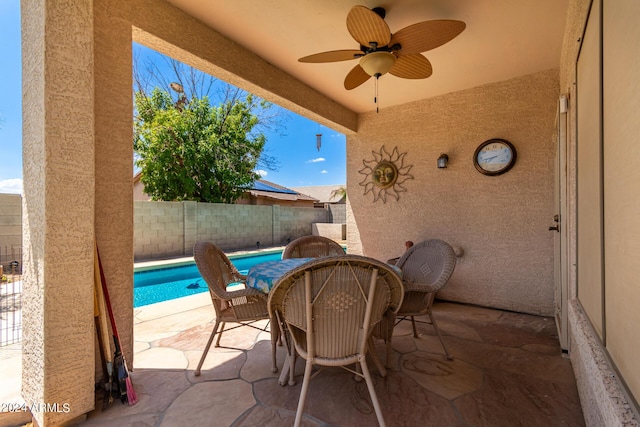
[195, 203, 274, 251]
[134, 201, 330, 261]
[328, 203, 346, 224]
[134, 201, 185, 260]
[0, 194, 22, 268]
[1, 198, 334, 262]
[278, 205, 329, 245]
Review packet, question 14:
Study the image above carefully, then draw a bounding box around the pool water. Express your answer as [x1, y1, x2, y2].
[134, 251, 283, 307]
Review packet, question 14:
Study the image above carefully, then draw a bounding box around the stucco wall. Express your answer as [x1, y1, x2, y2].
[347, 69, 558, 316]
[22, 1, 97, 424]
[312, 223, 346, 241]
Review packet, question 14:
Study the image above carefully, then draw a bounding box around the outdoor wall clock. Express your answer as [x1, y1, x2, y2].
[359, 145, 414, 203]
[473, 138, 517, 176]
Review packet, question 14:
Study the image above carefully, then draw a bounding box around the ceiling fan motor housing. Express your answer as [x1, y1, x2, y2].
[372, 7, 386, 19]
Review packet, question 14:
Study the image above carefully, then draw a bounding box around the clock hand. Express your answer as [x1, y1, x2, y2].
[481, 155, 498, 162]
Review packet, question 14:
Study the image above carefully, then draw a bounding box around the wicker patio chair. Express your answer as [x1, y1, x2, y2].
[193, 241, 278, 376]
[393, 238, 457, 360]
[281, 235, 345, 259]
[268, 255, 403, 427]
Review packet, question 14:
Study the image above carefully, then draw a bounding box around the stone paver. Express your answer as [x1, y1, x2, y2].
[161, 380, 255, 427]
[401, 351, 483, 399]
[135, 347, 189, 370]
[76, 302, 586, 426]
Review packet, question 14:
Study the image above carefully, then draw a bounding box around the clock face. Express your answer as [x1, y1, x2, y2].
[473, 139, 516, 176]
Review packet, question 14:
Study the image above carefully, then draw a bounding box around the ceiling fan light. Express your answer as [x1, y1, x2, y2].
[359, 51, 396, 77]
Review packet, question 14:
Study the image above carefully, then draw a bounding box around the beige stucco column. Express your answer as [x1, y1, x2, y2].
[21, 0, 134, 424]
[93, 0, 135, 373]
[21, 0, 96, 424]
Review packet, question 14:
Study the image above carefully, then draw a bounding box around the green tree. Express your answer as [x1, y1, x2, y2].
[330, 186, 347, 202]
[134, 88, 270, 203]
[132, 48, 283, 203]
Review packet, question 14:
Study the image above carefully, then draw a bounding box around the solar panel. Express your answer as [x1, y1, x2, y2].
[252, 181, 298, 195]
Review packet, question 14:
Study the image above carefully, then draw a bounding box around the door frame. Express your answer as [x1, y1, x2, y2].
[554, 94, 569, 351]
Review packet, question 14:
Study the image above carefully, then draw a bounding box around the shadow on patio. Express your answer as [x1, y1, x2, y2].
[80, 295, 585, 426]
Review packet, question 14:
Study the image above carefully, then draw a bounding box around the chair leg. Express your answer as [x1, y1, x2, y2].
[293, 359, 314, 427]
[276, 312, 297, 386]
[411, 316, 419, 338]
[195, 318, 221, 376]
[367, 337, 387, 377]
[288, 344, 297, 386]
[385, 339, 393, 369]
[428, 311, 453, 360]
[278, 343, 297, 386]
[215, 321, 226, 347]
[270, 317, 279, 373]
[276, 326, 291, 386]
[360, 357, 387, 427]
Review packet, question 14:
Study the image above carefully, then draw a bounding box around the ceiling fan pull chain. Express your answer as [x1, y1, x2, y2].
[375, 76, 379, 113]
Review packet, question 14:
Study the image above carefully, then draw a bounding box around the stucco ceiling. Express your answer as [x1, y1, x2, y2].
[166, 0, 569, 114]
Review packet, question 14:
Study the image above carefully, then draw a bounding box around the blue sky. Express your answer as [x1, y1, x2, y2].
[0, 2, 345, 194]
[0, 1, 23, 194]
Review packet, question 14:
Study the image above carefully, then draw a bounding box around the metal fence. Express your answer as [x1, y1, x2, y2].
[0, 245, 22, 346]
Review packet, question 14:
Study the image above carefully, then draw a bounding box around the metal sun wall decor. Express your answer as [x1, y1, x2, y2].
[359, 145, 414, 203]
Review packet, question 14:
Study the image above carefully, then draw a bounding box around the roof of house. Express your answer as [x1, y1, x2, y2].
[247, 180, 318, 202]
[290, 185, 346, 204]
[133, 173, 317, 202]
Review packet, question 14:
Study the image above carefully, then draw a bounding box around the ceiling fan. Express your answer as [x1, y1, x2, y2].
[298, 5, 466, 91]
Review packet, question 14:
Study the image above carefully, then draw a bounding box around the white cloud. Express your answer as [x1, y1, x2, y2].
[255, 170, 268, 177]
[320, 170, 328, 174]
[0, 179, 22, 194]
[307, 157, 325, 163]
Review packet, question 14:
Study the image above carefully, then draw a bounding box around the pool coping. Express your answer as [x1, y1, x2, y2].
[134, 246, 287, 272]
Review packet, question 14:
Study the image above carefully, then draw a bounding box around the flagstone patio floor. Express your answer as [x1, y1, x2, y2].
[74, 292, 585, 427]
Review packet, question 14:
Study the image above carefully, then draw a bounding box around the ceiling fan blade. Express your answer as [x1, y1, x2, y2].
[346, 5, 391, 48]
[390, 20, 466, 54]
[298, 49, 363, 63]
[344, 64, 371, 90]
[389, 54, 433, 79]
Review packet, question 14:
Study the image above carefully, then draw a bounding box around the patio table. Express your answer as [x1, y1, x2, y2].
[246, 258, 313, 293]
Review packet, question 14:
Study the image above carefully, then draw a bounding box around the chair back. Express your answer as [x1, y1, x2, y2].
[395, 239, 456, 293]
[269, 255, 403, 360]
[282, 235, 346, 259]
[193, 241, 245, 311]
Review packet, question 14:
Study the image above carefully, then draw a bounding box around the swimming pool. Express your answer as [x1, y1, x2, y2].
[134, 250, 283, 307]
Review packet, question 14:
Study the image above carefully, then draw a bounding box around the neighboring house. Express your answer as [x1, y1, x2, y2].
[132, 172, 148, 201]
[237, 180, 318, 208]
[290, 185, 346, 205]
[133, 172, 318, 207]
[292, 185, 347, 225]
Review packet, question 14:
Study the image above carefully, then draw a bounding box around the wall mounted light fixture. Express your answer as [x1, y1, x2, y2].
[437, 153, 449, 169]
